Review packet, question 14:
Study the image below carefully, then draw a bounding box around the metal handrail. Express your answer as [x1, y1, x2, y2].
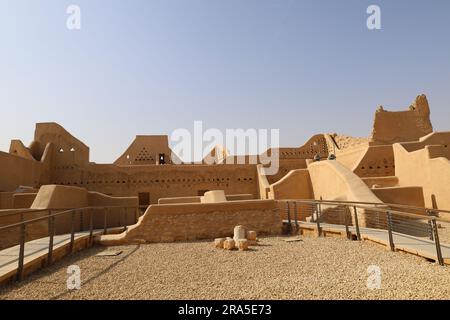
[280, 199, 447, 266]
[0, 204, 149, 282]
[283, 199, 450, 223]
[278, 198, 450, 214]
[0, 205, 148, 232]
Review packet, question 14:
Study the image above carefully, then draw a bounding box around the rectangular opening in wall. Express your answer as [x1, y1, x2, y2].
[158, 153, 166, 164]
[197, 190, 209, 196]
[138, 192, 150, 209]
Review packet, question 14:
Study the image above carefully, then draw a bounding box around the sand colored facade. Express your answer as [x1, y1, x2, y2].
[0, 94, 449, 243]
[98, 199, 282, 245]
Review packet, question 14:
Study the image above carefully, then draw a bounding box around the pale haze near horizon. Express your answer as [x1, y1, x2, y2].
[1, 0, 449, 163]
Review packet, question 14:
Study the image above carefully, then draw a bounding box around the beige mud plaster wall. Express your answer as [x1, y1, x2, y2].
[13, 193, 37, 209]
[112, 200, 282, 243]
[400, 132, 450, 158]
[334, 144, 368, 171]
[370, 94, 433, 145]
[394, 144, 450, 210]
[362, 176, 398, 188]
[269, 169, 313, 200]
[266, 159, 308, 185]
[308, 160, 383, 203]
[352, 145, 395, 178]
[0, 193, 14, 209]
[53, 163, 259, 203]
[158, 194, 254, 204]
[0, 151, 48, 192]
[372, 186, 425, 207]
[35, 122, 90, 168]
[114, 135, 180, 165]
[9, 140, 34, 160]
[0, 209, 50, 250]
[257, 165, 271, 200]
[30, 185, 138, 234]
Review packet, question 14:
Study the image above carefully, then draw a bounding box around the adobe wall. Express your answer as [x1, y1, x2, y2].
[0, 151, 50, 192]
[372, 186, 425, 207]
[30, 185, 138, 233]
[308, 160, 383, 203]
[0, 192, 14, 209]
[0, 209, 49, 250]
[114, 135, 180, 165]
[34, 122, 89, 167]
[400, 132, 450, 157]
[269, 169, 313, 200]
[362, 176, 399, 188]
[266, 159, 307, 184]
[50, 163, 259, 204]
[394, 143, 450, 210]
[370, 94, 433, 145]
[13, 193, 37, 209]
[158, 194, 254, 204]
[351, 145, 395, 177]
[100, 200, 282, 244]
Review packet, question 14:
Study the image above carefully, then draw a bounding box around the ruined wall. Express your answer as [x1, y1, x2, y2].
[370, 94, 433, 145]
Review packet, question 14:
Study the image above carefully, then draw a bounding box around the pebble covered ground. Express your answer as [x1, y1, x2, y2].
[1, 236, 449, 300]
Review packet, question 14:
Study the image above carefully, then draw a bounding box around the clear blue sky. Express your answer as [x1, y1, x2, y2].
[1, 0, 449, 163]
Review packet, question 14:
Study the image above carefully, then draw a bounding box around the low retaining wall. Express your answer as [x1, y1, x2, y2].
[100, 200, 282, 244]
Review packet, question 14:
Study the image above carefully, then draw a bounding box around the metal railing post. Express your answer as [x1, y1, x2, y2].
[16, 223, 26, 281]
[344, 207, 350, 240]
[69, 210, 75, 253]
[123, 207, 127, 230]
[386, 211, 395, 252]
[47, 212, 55, 266]
[79, 209, 84, 231]
[293, 201, 299, 231]
[89, 209, 94, 246]
[316, 202, 322, 237]
[285, 202, 292, 234]
[353, 206, 361, 241]
[427, 210, 434, 241]
[431, 218, 444, 266]
[103, 207, 108, 234]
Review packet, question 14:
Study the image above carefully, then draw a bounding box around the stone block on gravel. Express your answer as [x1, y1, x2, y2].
[237, 239, 249, 251]
[214, 238, 226, 249]
[247, 231, 257, 241]
[224, 239, 236, 250]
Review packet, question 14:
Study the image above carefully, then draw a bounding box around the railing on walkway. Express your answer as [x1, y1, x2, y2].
[280, 199, 450, 266]
[0, 205, 148, 282]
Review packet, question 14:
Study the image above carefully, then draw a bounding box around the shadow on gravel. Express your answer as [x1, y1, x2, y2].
[49, 244, 141, 300]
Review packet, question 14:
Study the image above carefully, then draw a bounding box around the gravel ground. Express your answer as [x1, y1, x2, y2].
[1, 236, 450, 300]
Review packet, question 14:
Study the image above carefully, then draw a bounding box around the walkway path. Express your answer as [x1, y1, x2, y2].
[0, 230, 103, 285]
[296, 221, 450, 264]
